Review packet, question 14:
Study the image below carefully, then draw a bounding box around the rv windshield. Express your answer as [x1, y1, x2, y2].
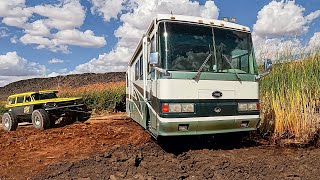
[159, 22, 258, 74]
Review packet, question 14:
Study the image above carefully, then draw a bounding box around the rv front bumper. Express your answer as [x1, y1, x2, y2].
[157, 115, 260, 136]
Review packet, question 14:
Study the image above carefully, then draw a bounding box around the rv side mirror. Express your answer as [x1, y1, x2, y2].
[263, 59, 273, 72]
[150, 52, 159, 66]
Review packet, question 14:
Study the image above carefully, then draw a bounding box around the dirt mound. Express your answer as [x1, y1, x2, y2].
[0, 72, 125, 101]
[35, 138, 320, 179]
[0, 114, 149, 180]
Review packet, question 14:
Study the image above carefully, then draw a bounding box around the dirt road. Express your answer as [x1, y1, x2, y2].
[1, 114, 320, 179]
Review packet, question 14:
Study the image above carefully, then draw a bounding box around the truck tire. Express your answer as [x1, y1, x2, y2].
[76, 113, 90, 122]
[1, 112, 18, 131]
[32, 109, 50, 130]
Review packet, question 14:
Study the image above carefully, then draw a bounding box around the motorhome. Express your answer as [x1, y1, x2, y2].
[126, 14, 261, 139]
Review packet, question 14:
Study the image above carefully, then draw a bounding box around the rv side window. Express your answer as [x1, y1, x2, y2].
[135, 59, 139, 80]
[151, 36, 156, 53]
[139, 56, 143, 80]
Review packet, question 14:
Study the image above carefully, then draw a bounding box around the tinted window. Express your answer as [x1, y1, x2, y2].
[39, 93, 57, 100]
[8, 98, 15, 104]
[135, 60, 139, 80]
[139, 56, 143, 80]
[25, 96, 32, 102]
[158, 22, 257, 74]
[159, 22, 213, 71]
[17, 96, 24, 103]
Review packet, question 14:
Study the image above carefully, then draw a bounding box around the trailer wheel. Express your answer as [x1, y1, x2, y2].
[32, 109, 50, 130]
[1, 112, 18, 131]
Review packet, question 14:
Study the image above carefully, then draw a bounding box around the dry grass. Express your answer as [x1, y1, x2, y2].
[58, 82, 126, 114]
[260, 53, 320, 144]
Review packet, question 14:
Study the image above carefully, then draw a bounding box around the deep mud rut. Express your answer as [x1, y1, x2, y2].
[1, 113, 320, 179]
[35, 140, 320, 180]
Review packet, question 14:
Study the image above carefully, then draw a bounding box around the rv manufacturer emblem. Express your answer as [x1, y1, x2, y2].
[212, 91, 223, 98]
[214, 107, 222, 113]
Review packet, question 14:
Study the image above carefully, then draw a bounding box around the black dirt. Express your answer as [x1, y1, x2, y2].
[34, 137, 320, 180]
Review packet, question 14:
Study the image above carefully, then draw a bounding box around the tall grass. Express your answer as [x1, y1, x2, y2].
[58, 82, 126, 114]
[260, 53, 320, 144]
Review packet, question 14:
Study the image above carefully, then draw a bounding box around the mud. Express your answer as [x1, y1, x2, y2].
[1, 114, 320, 179]
[35, 137, 320, 179]
[35, 138, 320, 180]
[0, 113, 149, 179]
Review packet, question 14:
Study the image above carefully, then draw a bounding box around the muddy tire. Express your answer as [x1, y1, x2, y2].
[1, 112, 18, 131]
[32, 109, 50, 130]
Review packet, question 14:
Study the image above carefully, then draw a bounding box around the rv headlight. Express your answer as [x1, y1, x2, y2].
[162, 103, 195, 113]
[248, 103, 259, 111]
[169, 103, 182, 113]
[238, 103, 248, 111]
[238, 102, 260, 111]
[181, 103, 194, 112]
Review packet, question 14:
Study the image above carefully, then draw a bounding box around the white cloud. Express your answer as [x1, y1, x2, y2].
[254, 37, 304, 62]
[73, 0, 219, 73]
[0, 0, 33, 28]
[54, 29, 106, 48]
[10, 36, 18, 43]
[0, 0, 106, 53]
[24, 20, 51, 37]
[0, 75, 40, 87]
[47, 72, 61, 77]
[90, 0, 126, 22]
[252, 1, 320, 62]
[47, 68, 69, 78]
[20, 28, 106, 52]
[48, 58, 64, 64]
[0, 51, 46, 76]
[0, 51, 47, 86]
[32, 0, 85, 30]
[0, 27, 9, 37]
[253, 1, 320, 38]
[20, 34, 69, 53]
[307, 32, 320, 52]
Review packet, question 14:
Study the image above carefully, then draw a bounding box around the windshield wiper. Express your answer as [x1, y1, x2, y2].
[192, 53, 212, 82]
[221, 54, 242, 83]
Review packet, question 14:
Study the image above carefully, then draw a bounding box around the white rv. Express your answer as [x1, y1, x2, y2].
[126, 14, 261, 139]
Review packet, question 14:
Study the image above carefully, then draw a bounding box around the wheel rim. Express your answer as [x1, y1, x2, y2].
[34, 115, 41, 126]
[3, 116, 10, 128]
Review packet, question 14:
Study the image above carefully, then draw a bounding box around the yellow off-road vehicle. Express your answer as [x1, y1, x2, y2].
[1, 90, 91, 131]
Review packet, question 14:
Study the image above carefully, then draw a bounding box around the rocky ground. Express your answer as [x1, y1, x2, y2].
[1, 113, 320, 179]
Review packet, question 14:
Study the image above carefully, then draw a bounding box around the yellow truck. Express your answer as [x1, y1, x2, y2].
[2, 90, 90, 131]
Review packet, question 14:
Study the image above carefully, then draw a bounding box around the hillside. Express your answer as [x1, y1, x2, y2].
[0, 72, 125, 101]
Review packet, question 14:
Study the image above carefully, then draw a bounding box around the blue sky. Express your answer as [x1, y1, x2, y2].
[0, 0, 319, 86]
